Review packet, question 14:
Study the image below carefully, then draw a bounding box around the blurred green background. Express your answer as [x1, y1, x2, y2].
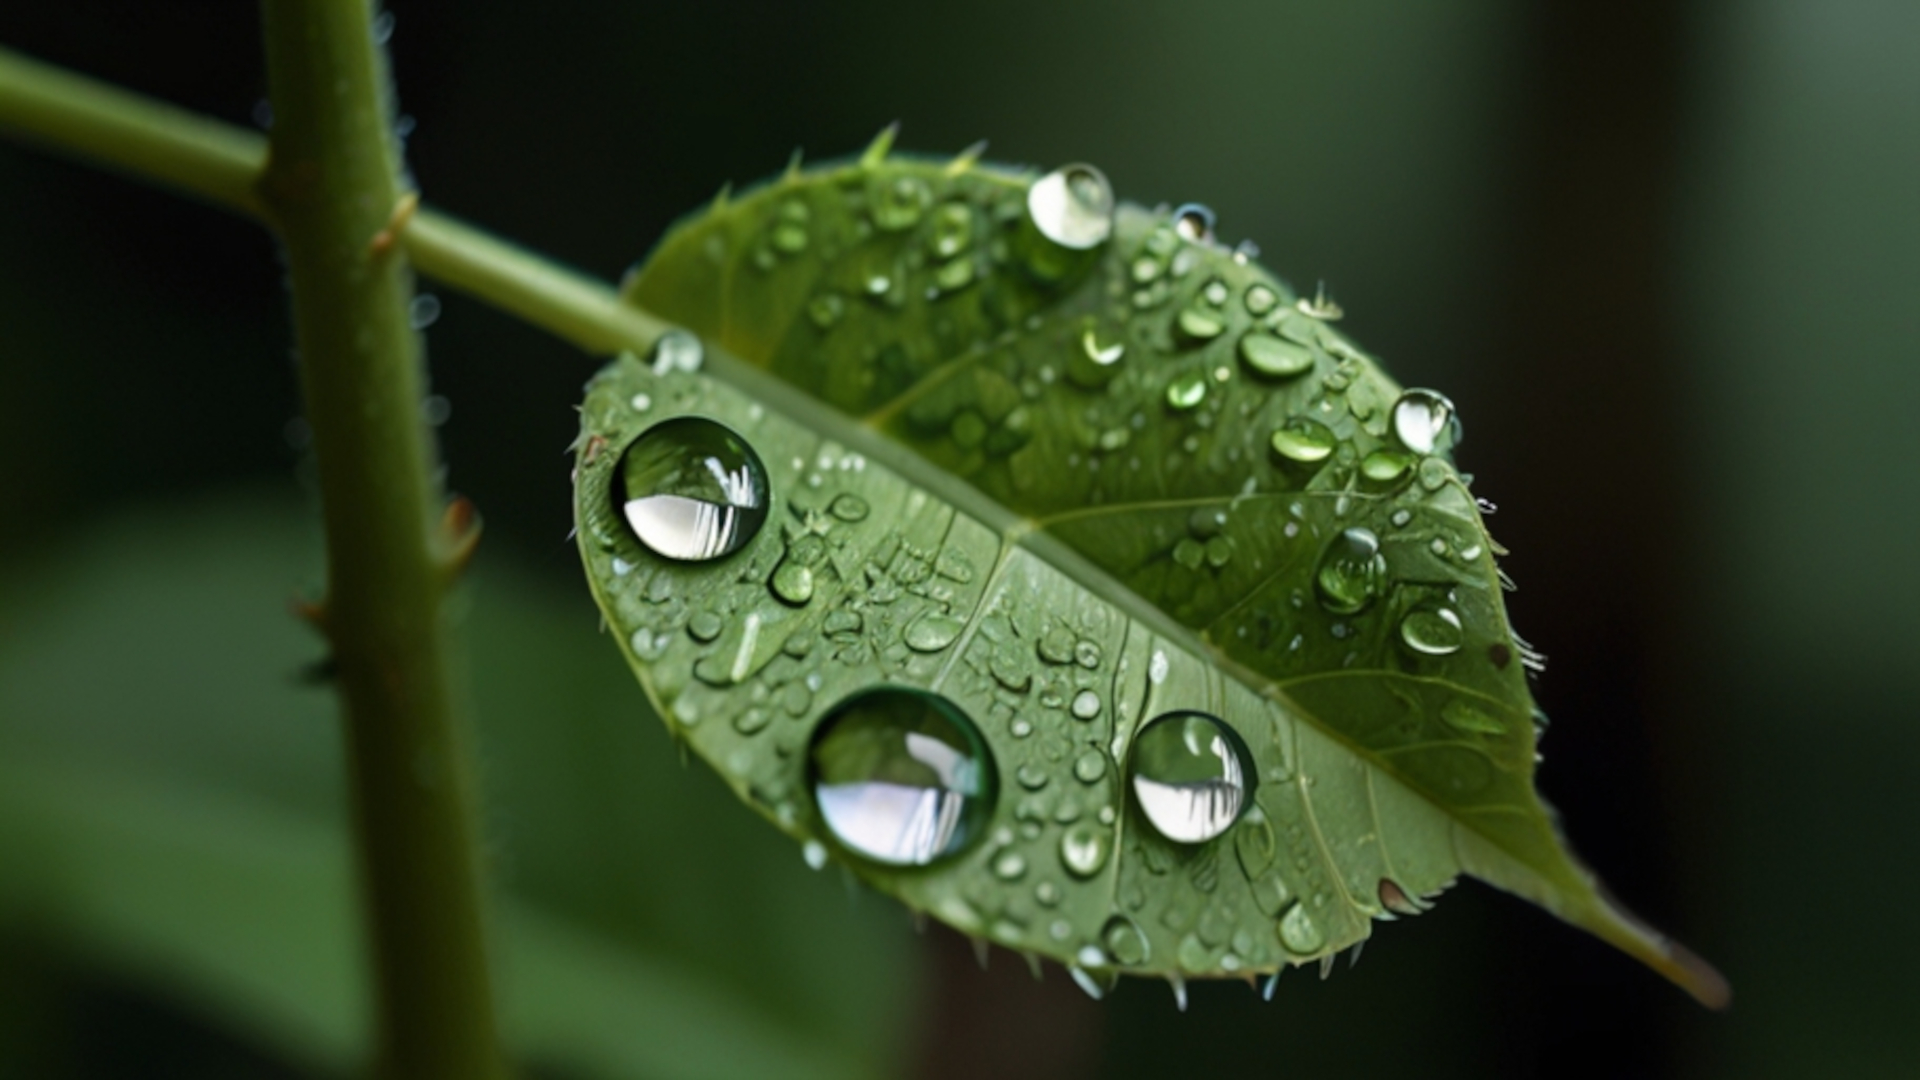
[1, 1, 1915, 1077]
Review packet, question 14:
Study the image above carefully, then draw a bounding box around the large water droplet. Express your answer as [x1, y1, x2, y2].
[809, 688, 997, 866]
[1129, 711, 1254, 844]
[1314, 528, 1387, 615]
[1269, 418, 1336, 463]
[1399, 605, 1463, 656]
[619, 418, 769, 561]
[1172, 203, 1215, 244]
[1391, 388, 1459, 455]
[1027, 164, 1114, 250]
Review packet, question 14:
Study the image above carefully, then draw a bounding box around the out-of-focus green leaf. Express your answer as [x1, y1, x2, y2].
[0, 494, 918, 1078]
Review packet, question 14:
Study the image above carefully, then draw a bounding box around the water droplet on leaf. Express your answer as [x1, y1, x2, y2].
[1392, 388, 1459, 455]
[1314, 528, 1387, 615]
[810, 688, 997, 866]
[619, 418, 770, 562]
[1129, 711, 1254, 844]
[1027, 164, 1114, 250]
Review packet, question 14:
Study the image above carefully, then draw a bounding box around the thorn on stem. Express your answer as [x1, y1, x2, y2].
[438, 494, 482, 580]
[369, 190, 420, 257]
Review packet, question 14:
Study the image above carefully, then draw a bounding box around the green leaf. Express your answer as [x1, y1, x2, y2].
[0, 495, 919, 1077]
[580, 147, 1727, 1006]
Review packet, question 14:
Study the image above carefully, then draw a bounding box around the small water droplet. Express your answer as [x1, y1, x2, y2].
[1129, 711, 1254, 844]
[1149, 649, 1170, 685]
[1360, 449, 1414, 482]
[1102, 914, 1151, 965]
[1070, 689, 1102, 720]
[618, 418, 770, 562]
[1238, 332, 1313, 379]
[1392, 389, 1459, 454]
[1061, 824, 1111, 878]
[1176, 306, 1225, 342]
[408, 293, 441, 330]
[1027, 164, 1114, 249]
[1073, 750, 1108, 784]
[1314, 528, 1387, 615]
[802, 840, 829, 870]
[929, 201, 974, 259]
[1278, 903, 1325, 954]
[993, 851, 1028, 881]
[807, 292, 846, 329]
[1172, 203, 1216, 244]
[1166, 373, 1208, 410]
[871, 173, 932, 231]
[1389, 508, 1412, 528]
[649, 330, 704, 375]
[1244, 284, 1279, 316]
[810, 688, 997, 866]
[1399, 606, 1463, 656]
[771, 560, 815, 605]
[1441, 698, 1505, 735]
[829, 493, 870, 521]
[1269, 418, 1336, 463]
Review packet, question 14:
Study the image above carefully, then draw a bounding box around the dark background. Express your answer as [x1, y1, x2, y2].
[2, 1, 1916, 1077]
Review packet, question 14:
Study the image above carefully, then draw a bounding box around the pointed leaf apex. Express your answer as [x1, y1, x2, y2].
[944, 139, 989, 177]
[783, 148, 804, 182]
[860, 122, 900, 169]
[710, 181, 733, 211]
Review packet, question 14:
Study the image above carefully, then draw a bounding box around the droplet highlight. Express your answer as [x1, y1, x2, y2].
[1027, 164, 1114, 250]
[1314, 528, 1387, 615]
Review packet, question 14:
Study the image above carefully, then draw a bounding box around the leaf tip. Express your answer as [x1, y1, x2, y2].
[860, 122, 900, 169]
[944, 139, 988, 177]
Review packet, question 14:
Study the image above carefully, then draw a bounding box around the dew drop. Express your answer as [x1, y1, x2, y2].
[829, 493, 870, 521]
[648, 330, 704, 375]
[1060, 824, 1111, 878]
[1172, 203, 1216, 244]
[1441, 698, 1506, 735]
[1129, 711, 1254, 844]
[809, 688, 997, 866]
[1176, 306, 1225, 342]
[1269, 418, 1336, 463]
[770, 560, 815, 605]
[1314, 528, 1387, 615]
[802, 840, 829, 871]
[1399, 606, 1464, 656]
[871, 173, 932, 231]
[807, 292, 846, 330]
[1238, 332, 1313, 379]
[993, 851, 1028, 881]
[408, 293, 441, 330]
[1070, 689, 1102, 720]
[1102, 914, 1151, 965]
[1278, 903, 1325, 954]
[1244, 284, 1279, 316]
[1391, 388, 1460, 455]
[1360, 449, 1414, 482]
[618, 418, 770, 562]
[929, 201, 974, 259]
[1027, 164, 1114, 250]
[1073, 750, 1108, 784]
[1166, 373, 1208, 410]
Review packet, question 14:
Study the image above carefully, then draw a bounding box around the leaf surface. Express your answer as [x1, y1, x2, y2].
[582, 146, 1726, 1005]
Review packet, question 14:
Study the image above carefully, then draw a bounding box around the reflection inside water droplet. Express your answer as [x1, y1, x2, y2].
[1027, 164, 1114, 249]
[1129, 711, 1254, 844]
[1391, 388, 1459, 455]
[1314, 528, 1387, 615]
[1172, 203, 1215, 243]
[618, 417, 769, 561]
[1399, 605, 1464, 656]
[1270, 418, 1336, 464]
[809, 688, 997, 866]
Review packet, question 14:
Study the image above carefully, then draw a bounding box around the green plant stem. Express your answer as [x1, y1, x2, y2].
[0, 43, 670, 358]
[253, 2, 506, 1077]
